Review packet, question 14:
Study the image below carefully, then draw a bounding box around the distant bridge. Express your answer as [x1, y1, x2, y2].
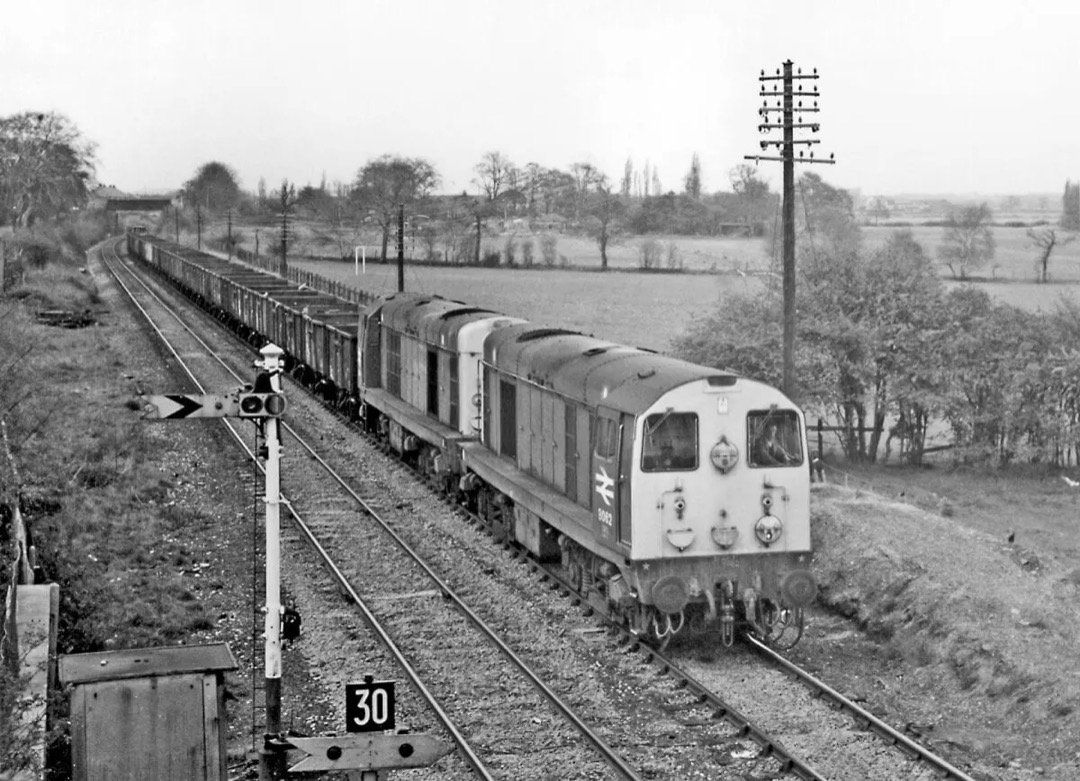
[104, 196, 174, 212]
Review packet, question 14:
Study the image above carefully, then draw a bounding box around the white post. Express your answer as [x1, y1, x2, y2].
[258, 343, 286, 780]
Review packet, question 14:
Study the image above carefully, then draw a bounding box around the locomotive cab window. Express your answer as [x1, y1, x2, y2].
[748, 410, 803, 467]
[642, 411, 698, 471]
[594, 417, 619, 459]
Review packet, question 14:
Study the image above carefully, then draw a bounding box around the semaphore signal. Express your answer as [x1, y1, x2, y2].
[745, 60, 835, 401]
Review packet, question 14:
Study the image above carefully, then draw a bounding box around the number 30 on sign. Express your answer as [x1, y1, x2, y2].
[346, 678, 395, 733]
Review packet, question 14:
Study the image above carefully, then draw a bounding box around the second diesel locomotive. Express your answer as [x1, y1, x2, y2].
[128, 233, 817, 646]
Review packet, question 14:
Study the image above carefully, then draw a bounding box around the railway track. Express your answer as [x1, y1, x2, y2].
[97, 237, 985, 780]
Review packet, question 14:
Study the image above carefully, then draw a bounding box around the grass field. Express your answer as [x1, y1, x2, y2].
[302, 259, 755, 352]
[297, 223, 1080, 351]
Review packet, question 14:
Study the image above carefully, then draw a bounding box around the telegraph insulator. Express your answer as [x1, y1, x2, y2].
[810, 152, 814, 159]
[798, 67, 802, 74]
[814, 84, 819, 92]
[776, 68, 780, 75]
[799, 151, 804, 158]
[830, 153, 835, 160]
[761, 141, 768, 150]
[813, 67, 818, 75]
[813, 124, 819, 132]
[761, 69, 765, 76]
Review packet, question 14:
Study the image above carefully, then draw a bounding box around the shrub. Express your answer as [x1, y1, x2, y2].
[540, 233, 558, 266]
[639, 238, 662, 269]
[13, 234, 61, 270]
[665, 241, 683, 270]
[58, 213, 110, 254]
[503, 234, 517, 266]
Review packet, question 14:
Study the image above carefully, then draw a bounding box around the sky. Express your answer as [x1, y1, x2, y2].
[4, 0, 1079, 198]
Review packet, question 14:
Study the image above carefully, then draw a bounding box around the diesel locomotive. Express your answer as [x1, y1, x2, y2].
[127, 232, 817, 647]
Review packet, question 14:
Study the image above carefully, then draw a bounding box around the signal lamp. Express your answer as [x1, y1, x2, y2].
[238, 393, 287, 417]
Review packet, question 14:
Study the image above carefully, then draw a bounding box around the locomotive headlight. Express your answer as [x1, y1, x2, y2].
[755, 514, 783, 546]
[710, 437, 738, 473]
[673, 496, 687, 519]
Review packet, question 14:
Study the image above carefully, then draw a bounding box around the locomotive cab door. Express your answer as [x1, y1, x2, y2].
[592, 407, 632, 548]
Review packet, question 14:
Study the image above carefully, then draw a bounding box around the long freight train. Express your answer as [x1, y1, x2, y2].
[127, 233, 817, 647]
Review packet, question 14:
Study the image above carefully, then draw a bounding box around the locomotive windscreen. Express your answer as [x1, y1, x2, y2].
[642, 411, 699, 471]
[748, 410, 803, 467]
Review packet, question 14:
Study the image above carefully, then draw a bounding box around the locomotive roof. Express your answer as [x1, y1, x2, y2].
[379, 292, 511, 347]
[486, 321, 739, 413]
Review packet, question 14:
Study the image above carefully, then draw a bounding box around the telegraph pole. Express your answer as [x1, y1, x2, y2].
[397, 204, 405, 292]
[745, 60, 834, 400]
[279, 208, 289, 276]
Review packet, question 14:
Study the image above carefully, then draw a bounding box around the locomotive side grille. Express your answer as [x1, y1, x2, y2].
[386, 331, 402, 398]
[500, 379, 517, 459]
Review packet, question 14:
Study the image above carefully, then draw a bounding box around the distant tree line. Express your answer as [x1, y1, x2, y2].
[171, 151, 785, 271]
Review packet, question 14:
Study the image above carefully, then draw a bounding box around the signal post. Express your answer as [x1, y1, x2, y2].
[147, 343, 289, 780]
[147, 344, 447, 780]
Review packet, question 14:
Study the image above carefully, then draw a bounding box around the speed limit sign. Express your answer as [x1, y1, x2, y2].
[345, 677, 395, 733]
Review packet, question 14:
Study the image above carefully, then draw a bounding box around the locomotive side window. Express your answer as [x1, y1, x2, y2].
[641, 412, 698, 471]
[748, 410, 803, 467]
[594, 418, 618, 459]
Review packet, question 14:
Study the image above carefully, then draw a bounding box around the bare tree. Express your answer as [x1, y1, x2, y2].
[586, 185, 625, 270]
[683, 153, 702, 200]
[1063, 180, 1080, 231]
[278, 179, 297, 271]
[729, 164, 772, 230]
[569, 162, 605, 224]
[0, 111, 95, 227]
[620, 157, 633, 198]
[522, 162, 542, 217]
[1028, 226, 1077, 283]
[352, 155, 439, 262]
[473, 151, 513, 201]
[937, 203, 995, 280]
